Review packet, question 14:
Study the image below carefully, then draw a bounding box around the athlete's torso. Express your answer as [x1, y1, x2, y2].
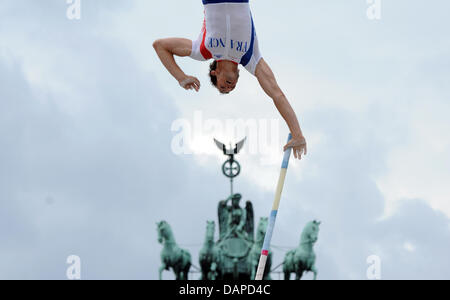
[190, 0, 262, 75]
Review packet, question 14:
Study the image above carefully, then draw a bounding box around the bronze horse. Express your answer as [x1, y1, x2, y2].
[283, 220, 320, 280]
[157, 221, 191, 280]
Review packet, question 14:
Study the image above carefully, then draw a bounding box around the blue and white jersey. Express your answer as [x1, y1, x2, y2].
[190, 0, 262, 76]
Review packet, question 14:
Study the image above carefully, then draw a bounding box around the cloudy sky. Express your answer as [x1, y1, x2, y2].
[0, 0, 449, 280]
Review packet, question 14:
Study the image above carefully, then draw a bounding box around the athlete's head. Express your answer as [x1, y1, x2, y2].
[209, 60, 240, 94]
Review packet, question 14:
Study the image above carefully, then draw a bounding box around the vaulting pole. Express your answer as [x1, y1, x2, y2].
[255, 133, 293, 280]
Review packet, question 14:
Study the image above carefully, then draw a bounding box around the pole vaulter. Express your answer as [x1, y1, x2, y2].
[153, 0, 308, 159]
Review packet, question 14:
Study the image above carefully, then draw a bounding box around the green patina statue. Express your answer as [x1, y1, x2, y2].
[199, 216, 273, 281]
[198, 193, 255, 280]
[157, 221, 192, 280]
[216, 193, 254, 280]
[218, 193, 254, 242]
[283, 220, 320, 280]
[248, 217, 272, 280]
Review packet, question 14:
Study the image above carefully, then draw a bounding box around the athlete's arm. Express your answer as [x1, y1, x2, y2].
[153, 38, 200, 91]
[255, 58, 307, 159]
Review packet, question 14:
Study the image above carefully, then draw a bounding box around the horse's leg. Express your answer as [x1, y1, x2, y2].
[159, 263, 166, 280]
[180, 263, 189, 281]
[177, 268, 183, 280]
[184, 264, 190, 280]
[312, 266, 318, 280]
[284, 271, 290, 280]
[250, 258, 256, 280]
[209, 262, 218, 280]
[295, 270, 304, 280]
[199, 262, 205, 280]
[177, 266, 184, 280]
[171, 264, 180, 280]
[184, 251, 191, 280]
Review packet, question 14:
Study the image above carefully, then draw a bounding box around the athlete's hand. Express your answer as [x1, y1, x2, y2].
[284, 135, 307, 160]
[179, 76, 201, 92]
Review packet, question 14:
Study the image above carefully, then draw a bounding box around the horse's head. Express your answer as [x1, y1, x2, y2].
[205, 220, 215, 241]
[156, 221, 171, 244]
[256, 217, 268, 241]
[300, 220, 321, 246]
